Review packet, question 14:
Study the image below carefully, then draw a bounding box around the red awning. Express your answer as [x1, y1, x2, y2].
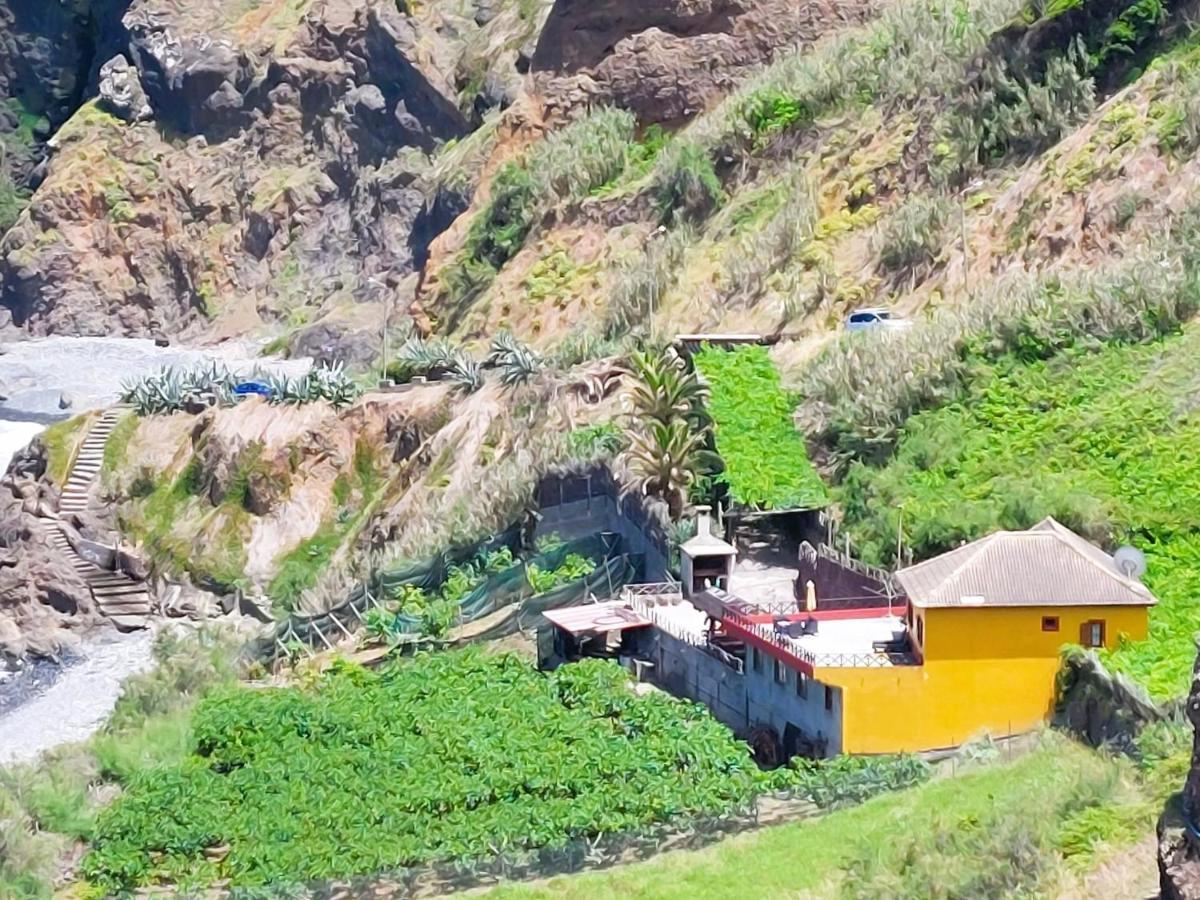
[542, 602, 653, 636]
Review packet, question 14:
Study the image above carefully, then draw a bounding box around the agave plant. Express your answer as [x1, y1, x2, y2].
[392, 336, 461, 381]
[447, 356, 484, 394]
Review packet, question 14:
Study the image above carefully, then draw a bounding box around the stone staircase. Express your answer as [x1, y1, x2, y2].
[59, 408, 123, 514]
[49, 409, 153, 631]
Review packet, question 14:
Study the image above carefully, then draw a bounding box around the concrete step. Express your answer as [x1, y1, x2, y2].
[98, 598, 152, 613]
[92, 585, 149, 599]
[89, 578, 141, 590]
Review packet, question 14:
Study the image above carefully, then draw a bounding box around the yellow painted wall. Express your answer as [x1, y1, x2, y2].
[818, 604, 1149, 755]
[921, 605, 1147, 661]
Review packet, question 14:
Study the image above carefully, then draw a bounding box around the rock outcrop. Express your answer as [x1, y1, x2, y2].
[531, 0, 880, 124]
[0, 447, 99, 661]
[0, 0, 474, 340]
[1160, 650, 1200, 900]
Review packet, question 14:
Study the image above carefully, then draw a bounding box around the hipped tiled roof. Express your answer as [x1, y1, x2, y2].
[896, 518, 1156, 609]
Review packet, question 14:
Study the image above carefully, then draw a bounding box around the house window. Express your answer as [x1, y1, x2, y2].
[916, 616, 924, 646]
[1042, 616, 1060, 632]
[774, 659, 787, 685]
[1080, 620, 1106, 648]
[824, 686, 834, 712]
[796, 671, 808, 698]
[752, 647, 762, 673]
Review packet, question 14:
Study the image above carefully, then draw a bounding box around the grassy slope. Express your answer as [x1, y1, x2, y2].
[483, 736, 1162, 899]
[837, 328, 1200, 699]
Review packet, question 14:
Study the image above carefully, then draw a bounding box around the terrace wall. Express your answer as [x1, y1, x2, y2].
[646, 629, 843, 757]
[537, 467, 672, 582]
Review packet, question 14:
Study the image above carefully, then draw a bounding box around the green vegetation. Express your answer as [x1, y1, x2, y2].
[100, 412, 138, 483]
[797, 240, 1200, 471]
[566, 422, 626, 461]
[654, 142, 724, 225]
[694, 346, 826, 510]
[369, 545, 519, 640]
[439, 108, 638, 317]
[620, 348, 714, 518]
[81, 651, 929, 893]
[81, 652, 765, 890]
[0, 98, 40, 233]
[0, 629, 239, 899]
[122, 362, 360, 415]
[268, 440, 382, 610]
[875, 195, 951, 275]
[837, 327, 1200, 698]
[38, 414, 91, 486]
[486, 736, 1160, 899]
[525, 553, 596, 593]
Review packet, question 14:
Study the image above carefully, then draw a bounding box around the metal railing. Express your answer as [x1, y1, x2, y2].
[622, 581, 683, 600]
[721, 607, 916, 670]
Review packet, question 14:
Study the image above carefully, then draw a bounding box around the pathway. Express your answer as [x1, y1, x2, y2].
[42, 408, 153, 630]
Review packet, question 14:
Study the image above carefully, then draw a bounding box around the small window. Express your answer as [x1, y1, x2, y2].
[796, 671, 808, 698]
[916, 616, 924, 646]
[824, 686, 834, 712]
[752, 647, 762, 672]
[774, 659, 787, 685]
[1080, 620, 1106, 649]
[1042, 616, 1060, 633]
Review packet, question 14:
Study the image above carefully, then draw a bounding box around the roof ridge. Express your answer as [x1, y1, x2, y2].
[1040, 521, 1152, 597]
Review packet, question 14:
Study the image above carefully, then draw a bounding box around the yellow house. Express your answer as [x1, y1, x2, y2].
[822, 518, 1154, 753]
[720, 518, 1156, 755]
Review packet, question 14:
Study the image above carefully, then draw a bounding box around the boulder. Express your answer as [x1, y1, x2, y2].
[4, 437, 47, 481]
[98, 55, 154, 123]
[533, 0, 880, 124]
[0, 494, 101, 660]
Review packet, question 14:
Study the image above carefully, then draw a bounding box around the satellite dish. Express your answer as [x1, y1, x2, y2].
[1113, 546, 1147, 579]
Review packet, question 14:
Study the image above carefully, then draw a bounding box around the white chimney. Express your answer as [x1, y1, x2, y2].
[695, 505, 712, 538]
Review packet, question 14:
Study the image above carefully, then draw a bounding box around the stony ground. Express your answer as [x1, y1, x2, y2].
[0, 630, 153, 765]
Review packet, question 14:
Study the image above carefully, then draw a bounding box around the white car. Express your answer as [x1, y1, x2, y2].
[845, 307, 912, 333]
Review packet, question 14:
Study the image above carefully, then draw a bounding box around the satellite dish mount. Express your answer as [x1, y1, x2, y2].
[1113, 546, 1147, 580]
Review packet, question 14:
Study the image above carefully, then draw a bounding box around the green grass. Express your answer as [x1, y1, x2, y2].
[120, 455, 250, 591]
[484, 736, 1149, 899]
[0, 629, 238, 900]
[837, 327, 1200, 699]
[100, 412, 138, 486]
[694, 345, 827, 511]
[38, 414, 91, 486]
[267, 439, 382, 610]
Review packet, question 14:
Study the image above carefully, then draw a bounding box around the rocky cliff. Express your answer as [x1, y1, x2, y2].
[0, 0, 503, 344]
[1161, 652, 1200, 899]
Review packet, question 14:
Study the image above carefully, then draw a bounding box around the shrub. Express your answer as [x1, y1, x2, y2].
[875, 196, 951, 275]
[721, 173, 817, 307]
[105, 627, 240, 734]
[653, 142, 724, 225]
[797, 233, 1200, 471]
[931, 40, 1095, 186]
[566, 422, 626, 461]
[604, 225, 695, 337]
[444, 107, 638, 302]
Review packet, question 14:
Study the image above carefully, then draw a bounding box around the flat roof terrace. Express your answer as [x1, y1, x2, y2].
[721, 606, 917, 671]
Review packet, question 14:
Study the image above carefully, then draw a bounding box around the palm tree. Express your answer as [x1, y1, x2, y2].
[622, 419, 708, 520]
